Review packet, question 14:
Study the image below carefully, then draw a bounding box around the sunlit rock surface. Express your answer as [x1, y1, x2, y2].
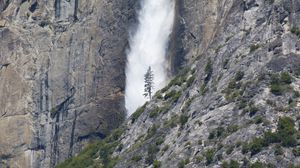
[0, 0, 136, 167]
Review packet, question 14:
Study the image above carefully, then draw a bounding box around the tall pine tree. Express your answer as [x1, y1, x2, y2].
[143, 66, 154, 100]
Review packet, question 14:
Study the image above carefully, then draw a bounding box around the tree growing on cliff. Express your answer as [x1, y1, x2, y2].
[144, 66, 154, 100]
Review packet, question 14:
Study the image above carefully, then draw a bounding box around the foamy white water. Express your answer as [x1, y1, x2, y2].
[125, 0, 175, 115]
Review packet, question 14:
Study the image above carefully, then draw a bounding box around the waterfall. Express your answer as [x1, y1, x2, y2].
[125, 0, 175, 115]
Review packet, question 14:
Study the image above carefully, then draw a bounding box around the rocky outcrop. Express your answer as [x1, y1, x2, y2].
[112, 0, 300, 167]
[58, 0, 300, 167]
[0, 0, 135, 167]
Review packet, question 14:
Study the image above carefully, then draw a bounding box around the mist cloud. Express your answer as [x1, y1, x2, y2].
[125, 0, 175, 115]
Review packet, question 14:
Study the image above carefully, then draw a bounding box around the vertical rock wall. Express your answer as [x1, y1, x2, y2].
[0, 0, 136, 167]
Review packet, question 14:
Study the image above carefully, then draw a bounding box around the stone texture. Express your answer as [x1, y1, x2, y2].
[110, 0, 300, 167]
[0, 0, 136, 167]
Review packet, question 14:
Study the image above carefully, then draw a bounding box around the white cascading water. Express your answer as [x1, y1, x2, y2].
[125, 0, 175, 115]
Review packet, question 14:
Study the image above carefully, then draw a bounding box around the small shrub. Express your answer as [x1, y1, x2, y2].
[238, 100, 248, 109]
[178, 160, 185, 168]
[242, 142, 250, 154]
[281, 72, 293, 84]
[274, 145, 283, 156]
[164, 115, 179, 128]
[155, 137, 165, 146]
[146, 125, 157, 139]
[226, 145, 234, 155]
[250, 161, 265, 168]
[270, 72, 293, 96]
[222, 161, 230, 168]
[250, 44, 260, 53]
[249, 105, 259, 117]
[149, 107, 161, 118]
[291, 27, 300, 38]
[164, 90, 182, 103]
[205, 59, 213, 83]
[293, 147, 300, 157]
[253, 116, 264, 124]
[204, 149, 215, 165]
[216, 127, 225, 137]
[277, 117, 297, 147]
[169, 76, 185, 87]
[208, 131, 215, 139]
[263, 131, 280, 144]
[131, 104, 147, 123]
[249, 137, 265, 156]
[223, 59, 230, 69]
[131, 155, 142, 162]
[146, 144, 160, 164]
[180, 115, 189, 126]
[229, 160, 240, 168]
[235, 71, 245, 81]
[270, 84, 283, 95]
[227, 125, 239, 133]
[153, 160, 161, 168]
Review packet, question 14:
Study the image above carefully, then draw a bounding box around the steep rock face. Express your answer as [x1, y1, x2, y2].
[0, 0, 135, 167]
[110, 0, 300, 167]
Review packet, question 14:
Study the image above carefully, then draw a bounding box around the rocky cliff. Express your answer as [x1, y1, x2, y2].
[0, 0, 135, 167]
[58, 0, 300, 167]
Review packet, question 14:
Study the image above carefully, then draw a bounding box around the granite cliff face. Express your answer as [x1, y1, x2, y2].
[58, 0, 300, 167]
[0, 0, 135, 167]
[113, 0, 300, 167]
[2, 0, 300, 167]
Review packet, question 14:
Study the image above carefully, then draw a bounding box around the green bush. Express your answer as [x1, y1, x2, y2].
[155, 137, 165, 146]
[250, 44, 260, 53]
[277, 117, 297, 147]
[227, 125, 239, 133]
[249, 137, 265, 155]
[229, 160, 240, 168]
[178, 160, 185, 168]
[270, 84, 283, 95]
[216, 127, 225, 137]
[149, 107, 161, 118]
[226, 145, 234, 155]
[253, 116, 264, 124]
[131, 104, 147, 123]
[242, 142, 250, 154]
[164, 115, 179, 128]
[250, 161, 265, 168]
[291, 27, 300, 38]
[274, 144, 283, 155]
[263, 131, 280, 144]
[131, 155, 142, 162]
[56, 127, 125, 168]
[164, 90, 182, 103]
[146, 125, 157, 139]
[153, 160, 161, 168]
[270, 72, 293, 96]
[243, 116, 297, 156]
[180, 115, 189, 126]
[281, 72, 293, 84]
[146, 144, 160, 164]
[235, 71, 245, 81]
[248, 105, 259, 117]
[204, 149, 215, 165]
[204, 58, 213, 83]
[208, 131, 215, 139]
